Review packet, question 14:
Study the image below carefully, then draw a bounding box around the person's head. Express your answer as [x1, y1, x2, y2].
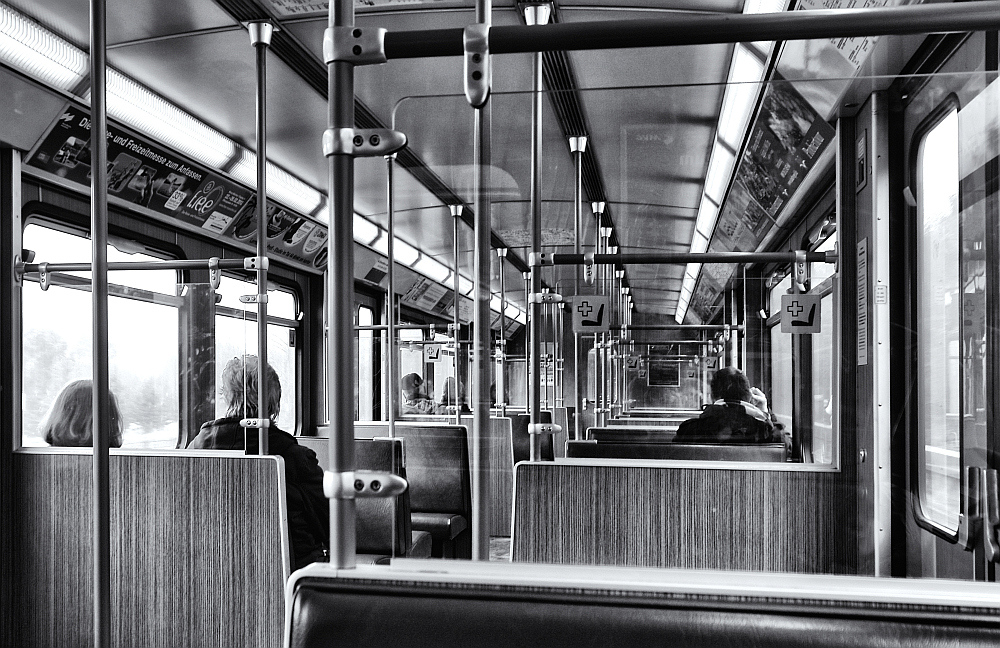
[39, 380, 123, 448]
[401, 373, 423, 400]
[220, 355, 281, 421]
[711, 366, 752, 403]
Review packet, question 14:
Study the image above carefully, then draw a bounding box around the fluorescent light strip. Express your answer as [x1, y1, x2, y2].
[716, 46, 764, 148]
[743, 0, 785, 54]
[230, 151, 324, 215]
[105, 70, 235, 169]
[693, 195, 720, 242]
[353, 214, 379, 245]
[0, 5, 87, 91]
[703, 142, 736, 204]
[413, 255, 451, 283]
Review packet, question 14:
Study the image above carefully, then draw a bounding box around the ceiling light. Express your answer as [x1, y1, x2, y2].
[394, 239, 420, 266]
[106, 69, 234, 169]
[703, 141, 736, 204]
[0, 5, 87, 92]
[717, 46, 764, 148]
[490, 295, 504, 313]
[353, 214, 379, 245]
[229, 150, 323, 215]
[413, 255, 451, 283]
[504, 303, 520, 319]
[459, 276, 475, 295]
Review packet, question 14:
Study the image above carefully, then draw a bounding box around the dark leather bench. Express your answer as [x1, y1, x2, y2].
[566, 440, 786, 461]
[296, 437, 432, 561]
[285, 564, 1000, 648]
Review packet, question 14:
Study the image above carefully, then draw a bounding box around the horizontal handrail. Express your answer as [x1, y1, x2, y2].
[384, 2, 1000, 58]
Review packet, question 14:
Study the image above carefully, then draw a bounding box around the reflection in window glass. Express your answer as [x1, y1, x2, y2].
[916, 108, 960, 533]
[215, 280, 297, 433]
[810, 293, 834, 464]
[21, 224, 178, 449]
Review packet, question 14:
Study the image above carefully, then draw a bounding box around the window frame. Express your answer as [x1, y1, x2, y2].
[907, 93, 965, 543]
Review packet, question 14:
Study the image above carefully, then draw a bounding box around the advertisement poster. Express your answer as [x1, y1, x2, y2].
[740, 78, 834, 217]
[27, 105, 329, 272]
[401, 278, 449, 313]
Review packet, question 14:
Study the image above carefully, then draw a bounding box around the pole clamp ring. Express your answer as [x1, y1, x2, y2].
[463, 24, 490, 108]
[324, 470, 408, 500]
[794, 249, 808, 292]
[244, 256, 269, 271]
[323, 128, 407, 157]
[530, 252, 554, 266]
[583, 253, 595, 286]
[240, 294, 269, 304]
[208, 257, 222, 289]
[324, 26, 387, 66]
[38, 262, 51, 291]
[529, 423, 561, 435]
[240, 418, 270, 429]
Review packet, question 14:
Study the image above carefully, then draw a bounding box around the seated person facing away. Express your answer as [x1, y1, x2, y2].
[439, 377, 471, 413]
[675, 367, 785, 445]
[188, 355, 329, 570]
[401, 373, 439, 415]
[39, 379, 124, 447]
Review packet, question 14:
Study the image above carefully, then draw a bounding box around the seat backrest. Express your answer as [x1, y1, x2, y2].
[297, 436, 411, 557]
[566, 440, 786, 461]
[392, 424, 471, 516]
[511, 412, 554, 464]
[587, 426, 677, 443]
[12, 449, 287, 648]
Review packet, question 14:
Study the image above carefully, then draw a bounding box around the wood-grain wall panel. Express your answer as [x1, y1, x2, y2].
[513, 463, 857, 573]
[12, 452, 287, 648]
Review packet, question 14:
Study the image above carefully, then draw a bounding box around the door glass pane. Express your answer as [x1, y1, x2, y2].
[916, 108, 960, 533]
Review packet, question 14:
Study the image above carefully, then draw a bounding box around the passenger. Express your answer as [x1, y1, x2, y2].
[674, 366, 785, 445]
[39, 379, 124, 448]
[439, 377, 470, 413]
[401, 373, 439, 414]
[188, 355, 328, 570]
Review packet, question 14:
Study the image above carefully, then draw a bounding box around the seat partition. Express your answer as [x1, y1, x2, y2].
[11, 449, 287, 648]
[567, 440, 785, 461]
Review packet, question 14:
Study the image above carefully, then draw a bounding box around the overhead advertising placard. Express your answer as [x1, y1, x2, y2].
[571, 296, 610, 334]
[401, 277, 448, 313]
[780, 293, 822, 334]
[26, 105, 328, 272]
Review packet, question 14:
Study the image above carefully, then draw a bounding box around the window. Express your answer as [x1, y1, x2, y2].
[356, 305, 374, 421]
[915, 106, 961, 533]
[768, 273, 793, 433]
[214, 275, 298, 433]
[21, 223, 180, 449]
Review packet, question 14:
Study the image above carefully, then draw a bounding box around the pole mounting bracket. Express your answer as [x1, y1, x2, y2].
[323, 128, 407, 157]
[463, 24, 490, 108]
[324, 470, 408, 500]
[324, 26, 387, 66]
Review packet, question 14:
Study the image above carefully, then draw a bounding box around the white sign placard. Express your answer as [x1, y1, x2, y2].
[780, 293, 822, 334]
[571, 296, 610, 333]
[625, 356, 640, 370]
[424, 344, 442, 363]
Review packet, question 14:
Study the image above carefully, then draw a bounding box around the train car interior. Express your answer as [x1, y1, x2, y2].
[1, 0, 1000, 647]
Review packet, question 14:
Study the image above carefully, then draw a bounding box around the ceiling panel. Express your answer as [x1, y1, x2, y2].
[108, 30, 329, 189]
[5, 0, 237, 48]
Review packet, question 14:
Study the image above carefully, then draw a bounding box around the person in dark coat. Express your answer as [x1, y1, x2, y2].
[675, 366, 785, 445]
[188, 355, 328, 570]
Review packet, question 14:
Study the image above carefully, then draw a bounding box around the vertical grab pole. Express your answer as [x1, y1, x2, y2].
[522, 271, 530, 409]
[569, 137, 587, 439]
[89, 0, 111, 645]
[591, 202, 604, 428]
[471, 0, 493, 560]
[451, 204, 464, 424]
[555, 301, 563, 407]
[249, 22, 273, 454]
[525, 3, 549, 461]
[386, 155, 398, 437]
[497, 248, 508, 416]
[326, 0, 357, 568]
